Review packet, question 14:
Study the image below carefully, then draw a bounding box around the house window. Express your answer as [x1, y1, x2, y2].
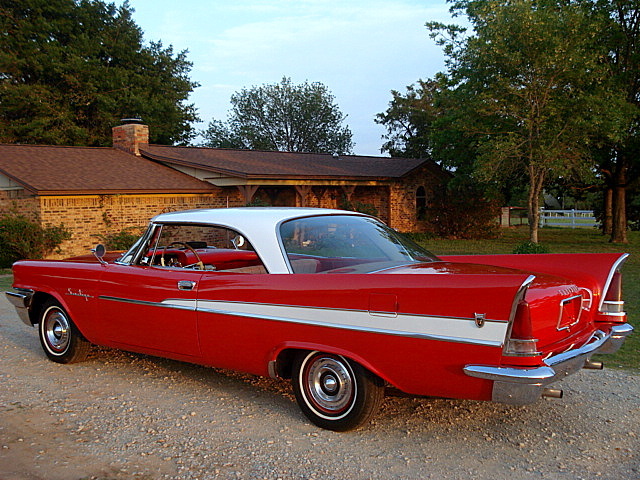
[416, 186, 427, 220]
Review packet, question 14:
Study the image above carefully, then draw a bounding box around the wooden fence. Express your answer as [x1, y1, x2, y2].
[538, 209, 597, 228]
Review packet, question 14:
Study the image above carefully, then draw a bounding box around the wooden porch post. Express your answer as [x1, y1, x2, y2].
[237, 185, 259, 205]
[294, 185, 312, 207]
[341, 185, 356, 202]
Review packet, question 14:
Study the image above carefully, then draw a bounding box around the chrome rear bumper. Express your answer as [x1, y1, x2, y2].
[464, 324, 633, 405]
[5, 288, 35, 327]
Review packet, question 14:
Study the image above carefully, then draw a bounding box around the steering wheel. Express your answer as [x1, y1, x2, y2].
[161, 241, 205, 270]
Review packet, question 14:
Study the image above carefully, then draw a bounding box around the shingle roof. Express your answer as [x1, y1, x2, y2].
[0, 144, 215, 195]
[140, 145, 436, 179]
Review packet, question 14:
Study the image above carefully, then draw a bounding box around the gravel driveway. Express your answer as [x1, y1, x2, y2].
[0, 296, 638, 480]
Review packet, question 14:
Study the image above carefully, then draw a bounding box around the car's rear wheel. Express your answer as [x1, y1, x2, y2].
[38, 300, 90, 364]
[292, 351, 384, 431]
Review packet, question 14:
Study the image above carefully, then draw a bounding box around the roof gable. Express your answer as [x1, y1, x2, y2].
[0, 144, 214, 195]
[140, 145, 438, 180]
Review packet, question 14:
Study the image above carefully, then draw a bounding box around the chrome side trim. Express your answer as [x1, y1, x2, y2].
[598, 253, 629, 311]
[97, 296, 510, 346]
[187, 298, 509, 324]
[195, 301, 505, 347]
[198, 300, 504, 347]
[99, 296, 197, 311]
[5, 288, 35, 327]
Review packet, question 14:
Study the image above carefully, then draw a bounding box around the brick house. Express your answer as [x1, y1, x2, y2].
[0, 122, 446, 258]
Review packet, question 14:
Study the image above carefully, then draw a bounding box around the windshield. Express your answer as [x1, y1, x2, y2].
[279, 215, 438, 273]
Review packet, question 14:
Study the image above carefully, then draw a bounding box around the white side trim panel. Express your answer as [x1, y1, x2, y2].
[164, 299, 508, 347]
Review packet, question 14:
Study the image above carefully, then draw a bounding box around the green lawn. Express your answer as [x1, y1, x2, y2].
[0, 274, 13, 292]
[417, 227, 639, 370]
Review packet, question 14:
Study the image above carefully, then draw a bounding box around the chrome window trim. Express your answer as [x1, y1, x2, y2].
[114, 224, 156, 265]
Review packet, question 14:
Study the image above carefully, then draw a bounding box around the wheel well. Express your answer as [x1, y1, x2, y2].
[273, 348, 301, 379]
[272, 348, 386, 386]
[28, 292, 56, 324]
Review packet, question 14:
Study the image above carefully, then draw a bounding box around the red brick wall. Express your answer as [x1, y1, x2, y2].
[40, 190, 244, 258]
[388, 164, 443, 232]
[0, 190, 40, 222]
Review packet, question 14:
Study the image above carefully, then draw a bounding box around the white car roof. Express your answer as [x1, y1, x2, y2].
[151, 207, 367, 273]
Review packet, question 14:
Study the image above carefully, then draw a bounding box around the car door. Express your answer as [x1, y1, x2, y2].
[98, 263, 203, 359]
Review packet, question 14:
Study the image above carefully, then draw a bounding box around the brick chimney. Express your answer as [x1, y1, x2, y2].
[112, 119, 149, 156]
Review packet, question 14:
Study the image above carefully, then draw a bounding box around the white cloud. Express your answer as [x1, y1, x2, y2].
[126, 0, 457, 154]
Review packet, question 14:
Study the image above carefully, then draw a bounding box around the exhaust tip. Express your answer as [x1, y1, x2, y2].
[584, 359, 604, 370]
[542, 388, 563, 399]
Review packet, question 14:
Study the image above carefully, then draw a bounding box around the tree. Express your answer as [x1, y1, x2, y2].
[427, 0, 625, 243]
[202, 77, 353, 154]
[0, 0, 199, 146]
[375, 79, 442, 158]
[590, 0, 640, 243]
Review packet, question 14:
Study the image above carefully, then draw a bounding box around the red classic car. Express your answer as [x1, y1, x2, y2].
[5, 208, 633, 431]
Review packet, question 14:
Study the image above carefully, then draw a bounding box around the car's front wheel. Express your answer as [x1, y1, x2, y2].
[38, 300, 90, 364]
[292, 351, 384, 431]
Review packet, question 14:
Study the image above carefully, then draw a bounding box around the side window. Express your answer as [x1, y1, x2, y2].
[140, 224, 267, 273]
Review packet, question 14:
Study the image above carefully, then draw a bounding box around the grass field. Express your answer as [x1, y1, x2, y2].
[416, 227, 639, 370]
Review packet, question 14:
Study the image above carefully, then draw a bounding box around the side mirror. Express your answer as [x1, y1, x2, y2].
[231, 235, 245, 250]
[92, 244, 107, 265]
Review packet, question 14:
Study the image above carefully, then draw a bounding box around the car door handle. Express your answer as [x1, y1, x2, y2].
[177, 280, 197, 291]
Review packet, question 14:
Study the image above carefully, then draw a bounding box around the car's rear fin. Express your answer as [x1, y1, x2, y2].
[599, 253, 628, 316]
[503, 275, 541, 357]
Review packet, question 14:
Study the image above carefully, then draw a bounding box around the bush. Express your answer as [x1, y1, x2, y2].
[425, 179, 501, 239]
[0, 215, 71, 267]
[512, 241, 550, 254]
[95, 228, 143, 251]
[244, 198, 271, 207]
[338, 197, 379, 217]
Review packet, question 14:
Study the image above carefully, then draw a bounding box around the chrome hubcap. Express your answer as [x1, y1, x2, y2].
[305, 355, 354, 414]
[44, 309, 70, 353]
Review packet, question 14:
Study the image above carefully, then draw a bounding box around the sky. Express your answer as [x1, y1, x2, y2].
[122, 0, 459, 156]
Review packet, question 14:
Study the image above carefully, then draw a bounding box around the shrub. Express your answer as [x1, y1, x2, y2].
[338, 197, 379, 217]
[0, 215, 71, 267]
[244, 198, 271, 207]
[512, 241, 550, 254]
[95, 228, 143, 251]
[425, 179, 501, 239]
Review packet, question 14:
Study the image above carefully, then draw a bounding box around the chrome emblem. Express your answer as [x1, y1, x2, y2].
[474, 313, 486, 328]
